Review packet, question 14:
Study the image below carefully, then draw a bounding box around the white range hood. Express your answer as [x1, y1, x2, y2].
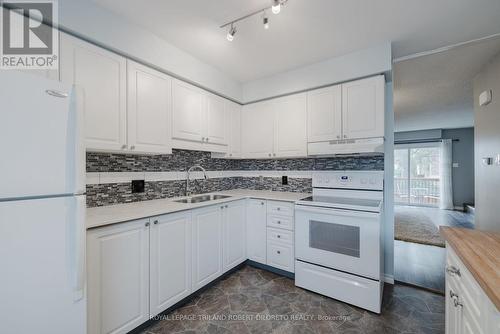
[307, 138, 385, 156]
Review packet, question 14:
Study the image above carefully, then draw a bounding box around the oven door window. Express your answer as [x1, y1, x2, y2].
[309, 220, 360, 258]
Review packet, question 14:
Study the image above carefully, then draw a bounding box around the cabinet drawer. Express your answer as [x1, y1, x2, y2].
[267, 201, 294, 217]
[267, 227, 294, 245]
[267, 215, 293, 231]
[266, 241, 294, 273]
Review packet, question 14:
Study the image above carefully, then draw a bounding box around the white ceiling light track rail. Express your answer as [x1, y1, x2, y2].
[220, 0, 289, 41]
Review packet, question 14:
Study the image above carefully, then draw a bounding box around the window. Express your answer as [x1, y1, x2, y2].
[394, 143, 441, 207]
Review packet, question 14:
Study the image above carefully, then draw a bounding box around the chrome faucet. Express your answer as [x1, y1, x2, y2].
[185, 165, 208, 196]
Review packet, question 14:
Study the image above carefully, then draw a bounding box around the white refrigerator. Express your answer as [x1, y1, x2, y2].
[0, 71, 86, 334]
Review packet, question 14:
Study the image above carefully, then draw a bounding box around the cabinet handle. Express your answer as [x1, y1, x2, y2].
[130, 145, 135, 150]
[453, 297, 463, 308]
[450, 290, 458, 299]
[206, 138, 209, 142]
[153, 220, 158, 225]
[261, 202, 264, 205]
[277, 235, 281, 238]
[268, 153, 272, 157]
[336, 135, 340, 139]
[446, 265, 461, 277]
[202, 137, 205, 141]
[277, 221, 281, 224]
[145, 222, 150, 227]
[225, 205, 228, 208]
[343, 135, 347, 139]
[277, 250, 281, 254]
[277, 207, 281, 211]
[229, 153, 232, 157]
[121, 144, 127, 149]
[220, 206, 224, 209]
[273, 153, 276, 157]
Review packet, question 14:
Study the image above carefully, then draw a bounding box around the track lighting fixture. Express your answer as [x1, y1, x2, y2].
[226, 24, 236, 41]
[220, 0, 288, 41]
[272, 0, 281, 14]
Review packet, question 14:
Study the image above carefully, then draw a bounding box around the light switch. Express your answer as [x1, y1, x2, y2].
[452, 163, 459, 168]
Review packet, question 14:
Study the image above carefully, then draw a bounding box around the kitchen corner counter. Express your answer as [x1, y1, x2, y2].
[440, 226, 500, 311]
[86, 189, 309, 230]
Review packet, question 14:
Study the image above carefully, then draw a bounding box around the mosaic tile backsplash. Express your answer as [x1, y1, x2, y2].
[86, 149, 384, 207]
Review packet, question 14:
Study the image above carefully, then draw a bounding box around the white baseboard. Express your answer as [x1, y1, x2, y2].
[384, 274, 395, 284]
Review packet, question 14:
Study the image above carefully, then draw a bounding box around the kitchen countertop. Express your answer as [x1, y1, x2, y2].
[440, 226, 500, 311]
[86, 189, 309, 229]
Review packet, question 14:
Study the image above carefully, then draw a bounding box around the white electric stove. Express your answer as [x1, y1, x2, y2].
[295, 171, 384, 313]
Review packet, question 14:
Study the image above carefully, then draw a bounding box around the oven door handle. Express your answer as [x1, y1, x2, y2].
[295, 205, 379, 218]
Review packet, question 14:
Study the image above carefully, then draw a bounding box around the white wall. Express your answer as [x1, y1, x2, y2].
[59, 0, 242, 101]
[384, 81, 395, 282]
[241, 43, 392, 103]
[473, 52, 500, 232]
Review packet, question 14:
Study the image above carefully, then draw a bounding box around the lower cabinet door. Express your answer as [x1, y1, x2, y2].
[87, 219, 150, 334]
[266, 241, 294, 273]
[223, 200, 246, 272]
[445, 276, 461, 334]
[192, 205, 223, 291]
[246, 199, 267, 264]
[150, 212, 192, 317]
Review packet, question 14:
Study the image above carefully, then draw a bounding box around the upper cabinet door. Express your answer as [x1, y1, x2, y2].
[273, 93, 308, 158]
[227, 101, 242, 158]
[342, 75, 385, 140]
[205, 94, 227, 145]
[127, 61, 172, 154]
[307, 85, 342, 142]
[241, 102, 274, 159]
[172, 79, 205, 143]
[60, 33, 127, 152]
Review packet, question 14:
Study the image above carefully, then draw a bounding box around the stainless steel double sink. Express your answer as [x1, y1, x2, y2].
[174, 194, 231, 204]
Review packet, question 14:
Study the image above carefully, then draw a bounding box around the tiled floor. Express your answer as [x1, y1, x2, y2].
[394, 206, 474, 293]
[141, 265, 445, 334]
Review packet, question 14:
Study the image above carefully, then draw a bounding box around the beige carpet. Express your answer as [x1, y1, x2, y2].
[394, 207, 445, 247]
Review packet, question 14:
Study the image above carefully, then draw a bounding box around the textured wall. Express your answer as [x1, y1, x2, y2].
[86, 149, 384, 207]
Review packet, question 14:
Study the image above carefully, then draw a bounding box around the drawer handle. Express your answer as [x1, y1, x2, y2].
[277, 250, 281, 254]
[153, 220, 158, 225]
[261, 202, 265, 205]
[446, 265, 461, 277]
[277, 235, 281, 238]
[453, 297, 463, 308]
[277, 207, 281, 211]
[277, 221, 281, 224]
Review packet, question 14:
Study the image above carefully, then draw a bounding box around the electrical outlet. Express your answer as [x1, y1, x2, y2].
[282, 175, 288, 185]
[131, 180, 145, 193]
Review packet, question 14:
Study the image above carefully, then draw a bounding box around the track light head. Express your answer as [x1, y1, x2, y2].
[227, 24, 237, 41]
[272, 0, 281, 14]
[263, 13, 269, 29]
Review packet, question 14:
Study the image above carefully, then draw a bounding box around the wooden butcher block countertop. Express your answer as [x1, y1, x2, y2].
[440, 226, 500, 311]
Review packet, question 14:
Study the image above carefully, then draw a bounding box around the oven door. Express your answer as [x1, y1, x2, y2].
[295, 205, 380, 280]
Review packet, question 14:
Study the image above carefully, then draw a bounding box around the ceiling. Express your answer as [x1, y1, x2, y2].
[89, 0, 500, 83]
[394, 37, 500, 132]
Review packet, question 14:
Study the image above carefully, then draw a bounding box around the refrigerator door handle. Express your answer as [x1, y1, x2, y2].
[69, 195, 86, 301]
[66, 85, 86, 195]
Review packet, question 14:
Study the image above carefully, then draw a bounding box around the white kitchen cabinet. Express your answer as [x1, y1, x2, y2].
[87, 219, 150, 334]
[226, 101, 242, 158]
[266, 241, 294, 272]
[242, 94, 307, 159]
[127, 60, 172, 154]
[342, 75, 385, 140]
[246, 199, 267, 264]
[149, 212, 191, 317]
[172, 79, 206, 143]
[307, 85, 342, 142]
[445, 245, 500, 334]
[60, 33, 127, 152]
[273, 93, 308, 158]
[191, 205, 223, 291]
[172, 80, 228, 151]
[205, 94, 228, 145]
[241, 102, 274, 158]
[222, 200, 246, 271]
